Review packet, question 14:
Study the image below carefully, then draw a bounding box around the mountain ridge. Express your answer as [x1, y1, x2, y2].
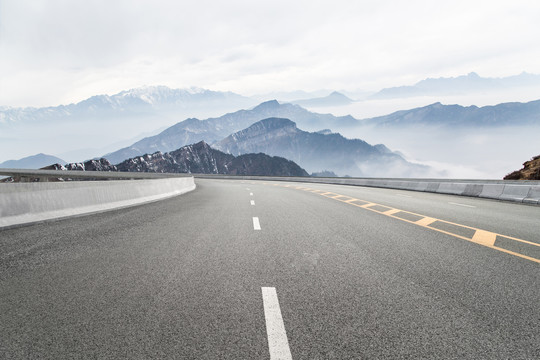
[214, 117, 430, 177]
[363, 99, 540, 127]
[370, 72, 540, 99]
[291, 91, 354, 107]
[116, 141, 309, 176]
[104, 100, 359, 164]
[0, 153, 66, 169]
[0, 85, 255, 124]
[46, 141, 309, 177]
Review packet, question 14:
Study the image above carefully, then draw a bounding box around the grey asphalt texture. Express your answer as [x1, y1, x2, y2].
[1, 179, 539, 359]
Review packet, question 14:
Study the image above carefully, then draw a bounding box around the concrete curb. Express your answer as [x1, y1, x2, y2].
[524, 187, 540, 205]
[194, 174, 540, 205]
[0, 177, 196, 229]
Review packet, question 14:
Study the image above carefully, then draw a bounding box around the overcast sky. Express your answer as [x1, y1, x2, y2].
[1, 0, 539, 107]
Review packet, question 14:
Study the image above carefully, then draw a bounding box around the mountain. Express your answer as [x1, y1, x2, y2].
[370, 72, 540, 99]
[104, 100, 359, 164]
[252, 90, 330, 103]
[115, 141, 309, 176]
[213, 117, 430, 177]
[0, 86, 255, 124]
[292, 91, 354, 107]
[26, 142, 307, 179]
[0, 86, 257, 164]
[504, 155, 540, 180]
[363, 100, 540, 127]
[0, 153, 66, 169]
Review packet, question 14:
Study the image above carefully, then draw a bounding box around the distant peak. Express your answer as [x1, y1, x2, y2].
[253, 100, 280, 111]
[329, 91, 344, 96]
[316, 129, 332, 135]
[192, 140, 209, 147]
[251, 117, 296, 130]
[328, 91, 353, 100]
[119, 85, 171, 95]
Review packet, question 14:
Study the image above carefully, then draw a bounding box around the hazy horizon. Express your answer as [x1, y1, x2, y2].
[1, 0, 540, 107]
[1, 0, 539, 179]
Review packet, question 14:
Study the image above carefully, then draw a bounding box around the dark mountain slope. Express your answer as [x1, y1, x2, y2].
[214, 118, 430, 177]
[116, 141, 309, 176]
[104, 100, 359, 164]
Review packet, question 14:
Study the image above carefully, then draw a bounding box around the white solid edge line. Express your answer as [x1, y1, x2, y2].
[261, 287, 293, 360]
[251, 200, 255, 206]
[253, 217, 261, 230]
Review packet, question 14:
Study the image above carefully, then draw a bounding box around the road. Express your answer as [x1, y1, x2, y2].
[1, 179, 539, 359]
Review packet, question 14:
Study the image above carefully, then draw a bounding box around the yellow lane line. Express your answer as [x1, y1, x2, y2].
[383, 209, 401, 216]
[332, 195, 351, 200]
[272, 183, 539, 264]
[360, 203, 376, 208]
[416, 217, 438, 227]
[471, 230, 497, 247]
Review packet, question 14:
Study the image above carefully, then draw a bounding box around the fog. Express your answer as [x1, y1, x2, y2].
[0, 106, 252, 164]
[294, 90, 540, 179]
[333, 124, 540, 179]
[312, 86, 540, 119]
[2, 89, 538, 178]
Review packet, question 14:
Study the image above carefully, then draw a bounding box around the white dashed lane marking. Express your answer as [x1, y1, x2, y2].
[253, 217, 261, 230]
[261, 287, 293, 360]
[449, 202, 476, 208]
[251, 200, 255, 206]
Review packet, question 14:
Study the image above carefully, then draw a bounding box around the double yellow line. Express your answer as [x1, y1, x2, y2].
[269, 183, 540, 264]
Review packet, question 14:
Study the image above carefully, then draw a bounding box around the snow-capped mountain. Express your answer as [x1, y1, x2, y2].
[45, 141, 308, 177]
[0, 86, 258, 163]
[116, 141, 309, 176]
[0, 86, 255, 124]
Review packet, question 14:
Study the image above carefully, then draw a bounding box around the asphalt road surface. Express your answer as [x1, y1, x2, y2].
[1, 179, 539, 359]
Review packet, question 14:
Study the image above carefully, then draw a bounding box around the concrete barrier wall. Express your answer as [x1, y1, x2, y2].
[195, 174, 540, 205]
[0, 177, 195, 228]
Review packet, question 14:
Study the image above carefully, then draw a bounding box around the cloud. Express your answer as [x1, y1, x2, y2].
[1, 0, 540, 106]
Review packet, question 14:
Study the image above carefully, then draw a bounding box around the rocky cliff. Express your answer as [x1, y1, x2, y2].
[116, 141, 309, 176]
[504, 155, 540, 180]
